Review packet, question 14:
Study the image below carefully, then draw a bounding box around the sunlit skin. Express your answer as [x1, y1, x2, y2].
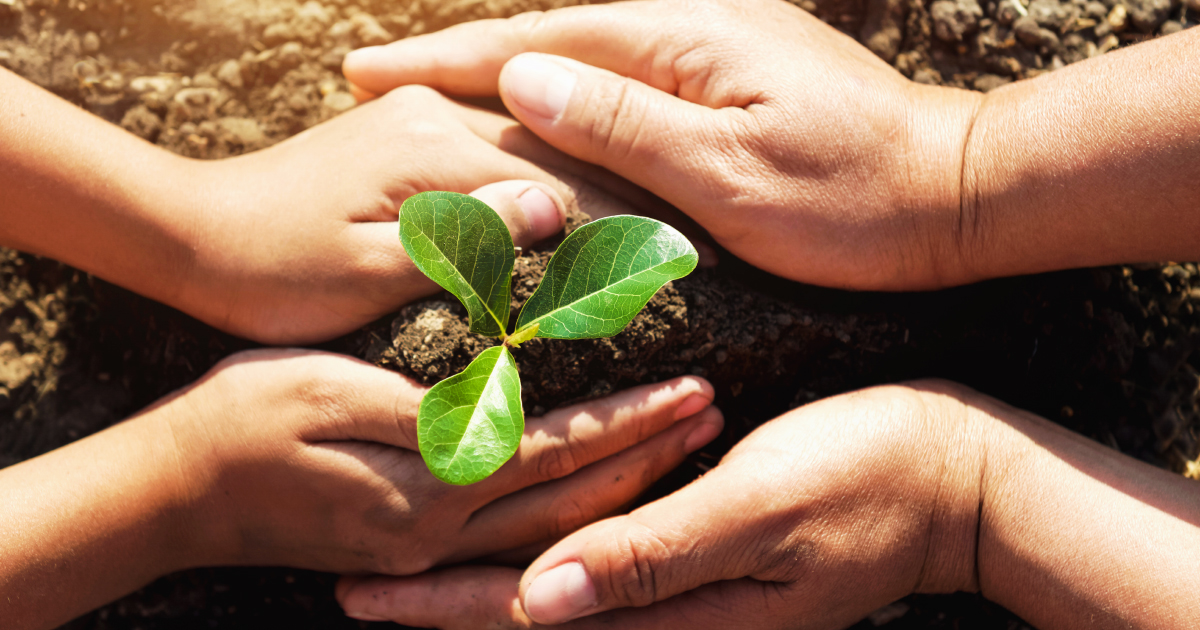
[0, 66, 673, 345]
[0, 64, 732, 630]
[337, 0, 1200, 627]
[344, 0, 1200, 292]
[0, 349, 722, 630]
[337, 380, 1200, 630]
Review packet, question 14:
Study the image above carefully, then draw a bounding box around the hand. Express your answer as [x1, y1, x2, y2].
[334, 380, 1200, 630]
[0, 68, 674, 346]
[342, 0, 980, 291]
[334, 380, 983, 627]
[166, 349, 723, 573]
[344, 0, 1200, 291]
[0, 349, 722, 630]
[177, 86, 668, 344]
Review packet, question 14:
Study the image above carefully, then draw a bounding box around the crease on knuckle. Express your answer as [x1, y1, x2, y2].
[545, 493, 592, 540]
[535, 438, 580, 481]
[586, 79, 643, 162]
[602, 520, 672, 607]
[508, 10, 549, 46]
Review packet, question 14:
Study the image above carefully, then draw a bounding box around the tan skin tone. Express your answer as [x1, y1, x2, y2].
[0, 349, 723, 630]
[336, 0, 1200, 627]
[0, 66, 731, 628]
[0, 67, 683, 345]
[343, 0, 1200, 292]
[336, 381, 1200, 630]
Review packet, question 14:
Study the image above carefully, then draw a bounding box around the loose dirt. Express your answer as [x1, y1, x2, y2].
[1, 0, 1197, 628]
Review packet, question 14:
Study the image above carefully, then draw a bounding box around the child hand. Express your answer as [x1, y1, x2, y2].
[167, 349, 722, 574]
[0, 348, 721, 630]
[176, 87, 654, 344]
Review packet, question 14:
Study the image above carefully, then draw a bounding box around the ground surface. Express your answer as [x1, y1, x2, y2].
[1, 0, 1198, 628]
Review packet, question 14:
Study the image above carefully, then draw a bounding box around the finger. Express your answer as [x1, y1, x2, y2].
[517, 465, 769, 625]
[466, 179, 568, 246]
[337, 565, 792, 629]
[348, 82, 376, 103]
[478, 376, 715, 494]
[498, 53, 737, 226]
[348, 178, 568, 313]
[342, 1, 689, 98]
[448, 102, 720, 263]
[273, 351, 428, 451]
[452, 406, 724, 560]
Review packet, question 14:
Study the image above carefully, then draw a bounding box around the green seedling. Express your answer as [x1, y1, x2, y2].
[399, 191, 699, 485]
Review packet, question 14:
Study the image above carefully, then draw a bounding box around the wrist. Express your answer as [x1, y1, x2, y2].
[893, 84, 986, 289]
[0, 409, 207, 628]
[130, 390, 243, 570]
[906, 380, 994, 595]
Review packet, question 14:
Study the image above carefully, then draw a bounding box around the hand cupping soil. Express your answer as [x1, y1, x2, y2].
[2, 0, 1199, 629]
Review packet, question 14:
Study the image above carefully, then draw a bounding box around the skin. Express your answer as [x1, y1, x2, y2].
[343, 0, 1200, 291]
[0, 66, 681, 345]
[335, 0, 1200, 626]
[336, 380, 1200, 630]
[0, 67, 727, 627]
[0, 348, 723, 630]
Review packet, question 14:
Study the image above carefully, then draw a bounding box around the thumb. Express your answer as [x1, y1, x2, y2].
[517, 471, 761, 625]
[498, 53, 729, 219]
[466, 179, 567, 248]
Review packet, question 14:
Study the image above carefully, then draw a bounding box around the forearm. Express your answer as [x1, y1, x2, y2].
[976, 402, 1200, 628]
[960, 28, 1200, 281]
[0, 414, 200, 630]
[0, 68, 201, 304]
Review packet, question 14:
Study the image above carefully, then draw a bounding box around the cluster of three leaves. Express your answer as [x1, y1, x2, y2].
[399, 191, 699, 485]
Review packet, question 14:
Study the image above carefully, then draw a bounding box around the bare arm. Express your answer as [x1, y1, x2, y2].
[978, 397, 1200, 628]
[335, 381, 1200, 629]
[342, 0, 1200, 290]
[962, 31, 1200, 281]
[0, 349, 720, 630]
[0, 67, 196, 305]
[0, 68, 651, 344]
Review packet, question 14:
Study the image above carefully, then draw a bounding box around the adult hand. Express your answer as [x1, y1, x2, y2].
[0, 349, 722, 630]
[343, 0, 979, 290]
[345, 0, 1200, 291]
[335, 380, 1200, 630]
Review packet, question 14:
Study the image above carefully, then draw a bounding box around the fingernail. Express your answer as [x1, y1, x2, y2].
[517, 187, 564, 240]
[504, 54, 576, 120]
[344, 610, 389, 622]
[524, 562, 597, 624]
[684, 414, 723, 452]
[342, 46, 384, 74]
[673, 392, 711, 421]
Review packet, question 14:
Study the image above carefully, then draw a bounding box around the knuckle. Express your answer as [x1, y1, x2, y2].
[534, 439, 580, 481]
[509, 10, 550, 41]
[601, 521, 671, 607]
[384, 83, 442, 105]
[545, 494, 593, 539]
[582, 79, 645, 161]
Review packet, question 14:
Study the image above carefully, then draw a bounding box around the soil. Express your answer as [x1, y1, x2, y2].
[1, 0, 1198, 629]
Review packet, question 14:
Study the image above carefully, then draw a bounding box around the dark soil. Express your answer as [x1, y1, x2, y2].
[1, 0, 1198, 629]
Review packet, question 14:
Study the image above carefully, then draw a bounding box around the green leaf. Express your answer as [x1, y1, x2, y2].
[514, 216, 697, 339]
[505, 322, 540, 347]
[417, 346, 523, 485]
[399, 191, 513, 338]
